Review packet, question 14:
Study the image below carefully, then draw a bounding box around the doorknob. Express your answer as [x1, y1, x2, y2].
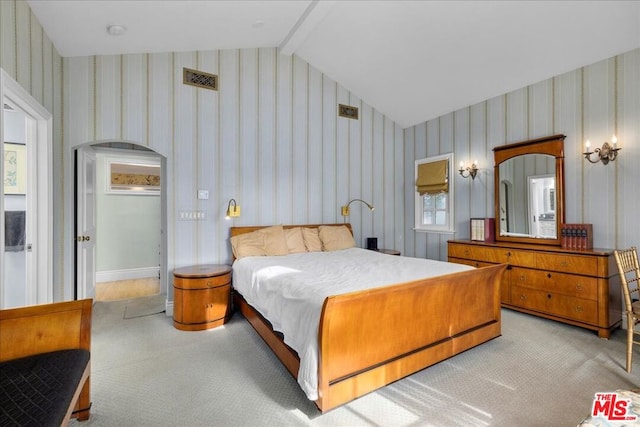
[75, 236, 91, 242]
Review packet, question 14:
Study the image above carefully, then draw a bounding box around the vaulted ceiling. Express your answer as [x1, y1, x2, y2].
[27, 1, 640, 128]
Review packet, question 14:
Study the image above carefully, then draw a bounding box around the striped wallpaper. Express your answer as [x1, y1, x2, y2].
[0, 0, 64, 300]
[4, 0, 640, 304]
[63, 49, 405, 299]
[405, 48, 640, 260]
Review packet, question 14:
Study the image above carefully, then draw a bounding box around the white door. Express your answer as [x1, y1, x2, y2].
[1, 68, 52, 309]
[2, 104, 30, 308]
[76, 146, 96, 299]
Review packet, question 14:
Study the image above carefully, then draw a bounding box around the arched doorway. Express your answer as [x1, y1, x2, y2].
[74, 141, 167, 305]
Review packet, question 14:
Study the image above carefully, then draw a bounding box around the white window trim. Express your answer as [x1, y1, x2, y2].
[414, 153, 455, 233]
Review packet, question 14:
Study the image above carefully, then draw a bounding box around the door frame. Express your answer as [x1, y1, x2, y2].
[0, 68, 53, 307]
[71, 141, 167, 303]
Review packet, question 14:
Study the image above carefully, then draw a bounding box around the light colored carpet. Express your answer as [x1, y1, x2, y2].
[71, 299, 640, 426]
[123, 294, 166, 319]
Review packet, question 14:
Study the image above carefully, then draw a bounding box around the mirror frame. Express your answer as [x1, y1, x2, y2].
[493, 134, 566, 246]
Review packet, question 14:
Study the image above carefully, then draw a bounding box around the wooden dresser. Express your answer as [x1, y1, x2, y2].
[448, 239, 621, 338]
[173, 264, 232, 331]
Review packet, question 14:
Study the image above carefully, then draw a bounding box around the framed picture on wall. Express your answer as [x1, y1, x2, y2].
[3, 142, 26, 195]
[107, 160, 160, 195]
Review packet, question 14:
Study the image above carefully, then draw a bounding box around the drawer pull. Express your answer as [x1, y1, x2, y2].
[576, 284, 583, 291]
[547, 273, 552, 279]
[519, 294, 527, 301]
[575, 306, 584, 312]
[547, 294, 552, 299]
[206, 281, 213, 287]
[560, 261, 568, 267]
[519, 275, 526, 282]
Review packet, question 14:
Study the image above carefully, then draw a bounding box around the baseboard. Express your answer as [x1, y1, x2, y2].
[96, 267, 160, 283]
[165, 300, 173, 317]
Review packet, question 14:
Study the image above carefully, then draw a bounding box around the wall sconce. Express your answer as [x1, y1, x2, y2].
[225, 199, 240, 220]
[583, 136, 621, 165]
[341, 199, 374, 216]
[458, 160, 478, 180]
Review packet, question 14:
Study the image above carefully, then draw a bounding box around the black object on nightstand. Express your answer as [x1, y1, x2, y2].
[366, 237, 378, 250]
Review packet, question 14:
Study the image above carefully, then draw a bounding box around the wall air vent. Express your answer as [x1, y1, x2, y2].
[338, 104, 358, 120]
[183, 68, 218, 91]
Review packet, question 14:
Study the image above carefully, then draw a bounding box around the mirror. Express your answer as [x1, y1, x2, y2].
[494, 134, 565, 246]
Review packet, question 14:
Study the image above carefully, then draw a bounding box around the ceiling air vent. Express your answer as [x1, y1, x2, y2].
[183, 67, 218, 91]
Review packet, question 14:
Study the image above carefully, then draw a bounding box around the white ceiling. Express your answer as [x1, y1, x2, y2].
[27, 1, 640, 128]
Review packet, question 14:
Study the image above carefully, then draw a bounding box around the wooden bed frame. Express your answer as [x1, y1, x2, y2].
[230, 224, 507, 413]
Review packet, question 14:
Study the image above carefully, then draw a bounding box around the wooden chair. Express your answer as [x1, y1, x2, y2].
[614, 247, 640, 372]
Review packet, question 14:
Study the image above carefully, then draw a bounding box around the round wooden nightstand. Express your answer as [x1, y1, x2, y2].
[173, 264, 232, 331]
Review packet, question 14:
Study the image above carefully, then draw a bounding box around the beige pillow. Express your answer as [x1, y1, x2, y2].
[230, 231, 266, 259]
[259, 225, 288, 256]
[301, 227, 323, 252]
[284, 227, 306, 254]
[319, 225, 356, 251]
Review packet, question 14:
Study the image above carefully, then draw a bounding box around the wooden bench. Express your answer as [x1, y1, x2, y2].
[0, 299, 92, 426]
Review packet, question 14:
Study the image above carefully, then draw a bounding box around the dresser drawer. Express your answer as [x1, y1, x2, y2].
[495, 248, 536, 267]
[511, 285, 598, 324]
[448, 244, 534, 266]
[447, 244, 485, 261]
[174, 273, 231, 290]
[448, 257, 494, 269]
[535, 253, 598, 276]
[509, 267, 598, 300]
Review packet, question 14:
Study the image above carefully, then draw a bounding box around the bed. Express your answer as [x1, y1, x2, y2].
[230, 223, 506, 413]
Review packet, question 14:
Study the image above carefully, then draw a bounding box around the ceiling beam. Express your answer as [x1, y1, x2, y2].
[279, 0, 336, 56]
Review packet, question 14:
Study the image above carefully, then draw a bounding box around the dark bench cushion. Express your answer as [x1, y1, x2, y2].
[0, 349, 90, 427]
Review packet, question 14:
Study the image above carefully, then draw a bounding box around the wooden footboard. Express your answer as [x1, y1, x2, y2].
[234, 262, 506, 412]
[316, 263, 506, 412]
[230, 224, 506, 412]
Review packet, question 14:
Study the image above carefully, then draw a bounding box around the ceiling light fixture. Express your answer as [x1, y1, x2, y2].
[106, 24, 126, 36]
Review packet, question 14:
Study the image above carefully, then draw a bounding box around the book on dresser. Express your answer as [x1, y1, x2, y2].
[470, 218, 495, 242]
[561, 224, 593, 250]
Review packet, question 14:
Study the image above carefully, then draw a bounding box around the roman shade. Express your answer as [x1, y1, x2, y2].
[416, 160, 448, 195]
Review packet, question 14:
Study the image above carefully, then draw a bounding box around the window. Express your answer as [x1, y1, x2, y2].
[414, 153, 455, 233]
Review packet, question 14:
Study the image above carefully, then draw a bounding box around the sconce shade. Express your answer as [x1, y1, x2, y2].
[341, 199, 374, 216]
[225, 198, 240, 219]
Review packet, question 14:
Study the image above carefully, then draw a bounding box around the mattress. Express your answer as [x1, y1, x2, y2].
[232, 247, 473, 400]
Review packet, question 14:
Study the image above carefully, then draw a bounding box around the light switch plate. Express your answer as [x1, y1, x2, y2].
[197, 189, 209, 200]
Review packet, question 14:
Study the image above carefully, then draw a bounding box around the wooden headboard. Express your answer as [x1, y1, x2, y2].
[229, 223, 353, 238]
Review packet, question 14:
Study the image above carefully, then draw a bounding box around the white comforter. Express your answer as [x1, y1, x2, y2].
[232, 247, 473, 400]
